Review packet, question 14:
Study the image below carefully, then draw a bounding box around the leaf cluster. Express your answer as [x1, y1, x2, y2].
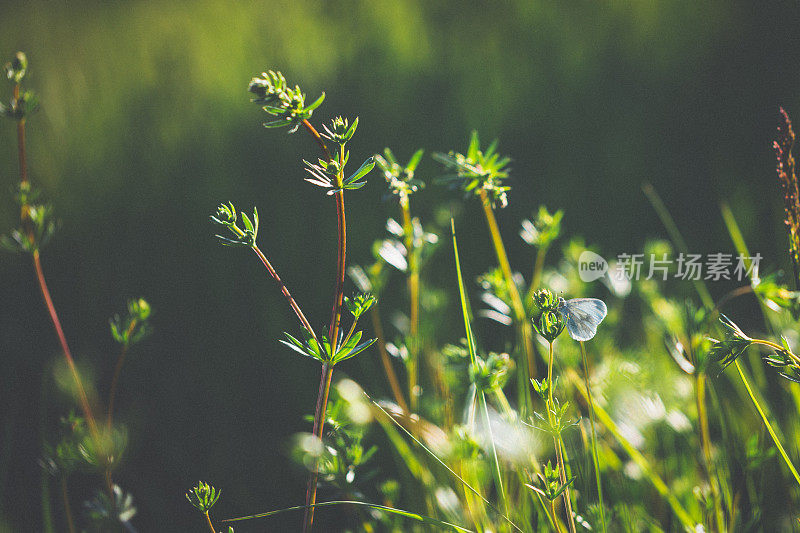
[304, 154, 375, 195]
[1, 183, 57, 253]
[210, 202, 259, 247]
[186, 481, 221, 513]
[84, 484, 137, 529]
[374, 148, 425, 202]
[520, 206, 563, 249]
[281, 328, 376, 366]
[706, 314, 752, 371]
[526, 461, 575, 502]
[248, 70, 325, 132]
[433, 131, 511, 208]
[109, 298, 152, 347]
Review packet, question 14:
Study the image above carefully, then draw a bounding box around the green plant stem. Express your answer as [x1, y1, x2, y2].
[204, 510, 216, 533]
[60, 477, 76, 533]
[303, 363, 334, 533]
[107, 319, 138, 430]
[579, 342, 606, 533]
[695, 373, 725, 533]
[549, 500, 562, 533]
[526, 244, 549, 304]
[401, 197, 421, 411]
[548, 342, 576, 533]
[369, 306, 409, 413]
[734, 359, 800, 487]
[568, 369, 698, 530]
[479, 391, 509, 527]
[642, 183, 714, 309]
[32, 250, 100, 440]
[478, 189, 536, 415]
[252, 244, 317, 343]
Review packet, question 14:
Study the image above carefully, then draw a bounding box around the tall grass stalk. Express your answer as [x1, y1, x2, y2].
[478, 189, 536, 414]
[401, 197, 422, 411]
[452, 220, 510, 523]
[548, 342, 576, 533]
[579, 341, 606, 533]
[734, 359, 800, 488]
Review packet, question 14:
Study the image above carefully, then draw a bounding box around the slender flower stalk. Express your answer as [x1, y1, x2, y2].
[479, 189, 536, 414]
[33, 244, 99, 442]
[401, 198, 421, 411]
[695, 372, 725, 532]
[60, 477, 76, 533]
[303, 119, 346, 533]
[547, 342, 576, 533]
[579, 342, 606, 533]
[204, 511, 216, 533]
[369, 306, 409, 413]
[734, 360, 800, 487]
[107, 318, 138, 430]
[252, 244, 318, 342]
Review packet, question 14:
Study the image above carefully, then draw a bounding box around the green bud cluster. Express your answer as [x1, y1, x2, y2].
[1, 51, 38, 121]
[1, 183, 57, 254]
[322, 116, 359, 145]
[210, 202, 259, 247]
[374, 148, 425, 202]
[248, 70, 325, 133]
[530, 288, 565, 342]
[433, 131, 511, 208]
[344, 292, 376, 320]
[520, 206, 563, 249]
[469, 352, 514, 393]
[185, 481, 221, 513]
[110, 298, 152, 347]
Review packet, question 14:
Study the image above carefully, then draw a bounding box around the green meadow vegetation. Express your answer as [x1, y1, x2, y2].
[7, 46, 800, 531]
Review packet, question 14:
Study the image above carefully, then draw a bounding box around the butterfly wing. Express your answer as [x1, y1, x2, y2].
[559, 298, 607, 341]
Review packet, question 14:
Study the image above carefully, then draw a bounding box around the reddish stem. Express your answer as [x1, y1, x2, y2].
[300, 118, 345, 533]
[302, 363, 333, 533]
[252, 244, 318, 343]
[32, 250, 99, 440]
[302, 119, 333, 163]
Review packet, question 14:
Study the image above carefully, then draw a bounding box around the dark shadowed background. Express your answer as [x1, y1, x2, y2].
[2, 1, 800, 530]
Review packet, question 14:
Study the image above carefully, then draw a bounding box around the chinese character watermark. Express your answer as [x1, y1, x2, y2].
[578, 252, 761, 283]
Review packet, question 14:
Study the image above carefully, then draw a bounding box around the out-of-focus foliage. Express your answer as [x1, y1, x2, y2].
[3, 1, 800, 531]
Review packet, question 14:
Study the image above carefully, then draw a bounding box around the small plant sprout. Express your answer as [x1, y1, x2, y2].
[186, 481, 222, 533]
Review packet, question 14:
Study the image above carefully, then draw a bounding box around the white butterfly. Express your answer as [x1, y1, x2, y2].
[556, 297, 607, 341]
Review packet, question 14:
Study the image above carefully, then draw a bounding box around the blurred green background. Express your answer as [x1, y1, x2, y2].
[2, 1, 800, 530]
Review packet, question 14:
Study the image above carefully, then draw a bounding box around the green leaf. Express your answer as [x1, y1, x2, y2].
[407, 148, 424, 172]
[305, 91, 326, 112]
[346, 157, 376, 184]
[467, 130, 480, 160]
[345, 116, 359, 140]
[222, 500, 474, 532]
